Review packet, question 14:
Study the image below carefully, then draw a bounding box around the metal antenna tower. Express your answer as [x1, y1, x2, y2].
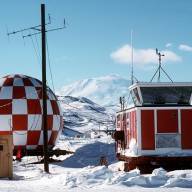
[7, 4, 66, 173]
[131, 30, 134, 85]
[150, 48, 173, 82]
[130, 30, 139, 84]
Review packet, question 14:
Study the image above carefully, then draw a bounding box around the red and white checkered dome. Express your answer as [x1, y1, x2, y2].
[0, 74, 63, 151]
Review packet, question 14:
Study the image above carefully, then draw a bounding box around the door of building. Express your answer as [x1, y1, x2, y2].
[0, 135, 13, 179]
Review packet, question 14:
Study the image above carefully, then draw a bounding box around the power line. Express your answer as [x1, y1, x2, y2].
[25, 26, 56, 93]
[7, 4, 66, 173]
[30, 34, 41, 66]
[34, 33, 41, 58]
[46, 35, 55, 93]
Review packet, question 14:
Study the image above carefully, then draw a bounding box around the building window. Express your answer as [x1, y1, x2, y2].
[131, 88, 141, 106]
[156, 134, 180, 148]
[140, 86, 192, 105]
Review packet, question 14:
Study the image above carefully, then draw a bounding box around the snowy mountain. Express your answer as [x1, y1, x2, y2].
[58, 74, 131, 108]
[59, 96, 115, 135]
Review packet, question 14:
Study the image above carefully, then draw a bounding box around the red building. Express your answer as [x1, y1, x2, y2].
[114, 82, 192, 173]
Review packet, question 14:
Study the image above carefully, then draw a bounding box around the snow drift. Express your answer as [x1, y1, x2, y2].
[2, 136, 192, 192]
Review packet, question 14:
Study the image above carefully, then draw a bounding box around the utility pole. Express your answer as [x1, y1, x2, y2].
[120, 97, 122, 111]
[99, 123, 100, 136]
[7, 4, 65, 173]
[122, 97, 125, 110]
[120, 96, 125, 111]
[41, 4, 49, 173]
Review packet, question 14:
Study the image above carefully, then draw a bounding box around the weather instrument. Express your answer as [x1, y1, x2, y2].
[150, 48, 173, 82]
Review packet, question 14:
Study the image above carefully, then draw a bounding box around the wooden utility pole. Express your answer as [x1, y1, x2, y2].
[41, 4, 49, 173]
[7, 4, 65, 174]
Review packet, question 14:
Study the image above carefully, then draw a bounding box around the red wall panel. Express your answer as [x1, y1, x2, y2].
[141, 110, 155, 150]
[157, 110, 178, 133]
[133, 111, 137, 140]
[130, 111, 137, 141]
[130, 112, 133, 139]
[120, 110, 137, 149]
[181, 109, 192, 149]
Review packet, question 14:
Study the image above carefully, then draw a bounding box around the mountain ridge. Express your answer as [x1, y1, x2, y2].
[58, 74, 131, 107]
[60, 95, 115, 135]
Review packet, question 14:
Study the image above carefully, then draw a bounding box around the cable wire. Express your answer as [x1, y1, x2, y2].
[34, 33, 41, 60]
[46, 35, 55, 93]
[30, 34, 41, 67]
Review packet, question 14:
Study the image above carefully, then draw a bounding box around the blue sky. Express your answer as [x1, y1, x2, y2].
[1, 0, 192, 90]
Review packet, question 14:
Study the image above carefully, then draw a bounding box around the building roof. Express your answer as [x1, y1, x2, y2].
[129, 82, 192, 90]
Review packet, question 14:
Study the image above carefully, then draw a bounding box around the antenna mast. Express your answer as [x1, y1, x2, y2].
[156, 48, 164, 82]
[150, 48, 173, 82]
[131, 29, 134, 85]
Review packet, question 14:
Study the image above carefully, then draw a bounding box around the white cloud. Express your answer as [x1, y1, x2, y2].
[178, 44, 192, 52]
[110, 44, 182, 66]
[165, 43, 172, 48]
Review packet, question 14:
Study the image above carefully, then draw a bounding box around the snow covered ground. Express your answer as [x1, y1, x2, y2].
[1, 135, 192, 192]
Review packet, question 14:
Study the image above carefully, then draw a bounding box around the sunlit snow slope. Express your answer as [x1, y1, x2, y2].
[59, 96, 115, 134]
[59, 74, 130, 108]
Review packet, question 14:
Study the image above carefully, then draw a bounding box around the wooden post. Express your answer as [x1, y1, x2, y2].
[41, 3, 49, 173]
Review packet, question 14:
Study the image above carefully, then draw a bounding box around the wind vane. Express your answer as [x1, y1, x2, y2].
[150, 48, 173, 82]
